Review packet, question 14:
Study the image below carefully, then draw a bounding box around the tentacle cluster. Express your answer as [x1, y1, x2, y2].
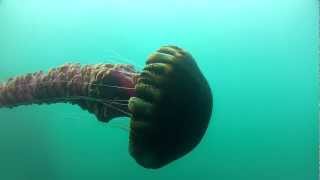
[0, 63, 138, 122]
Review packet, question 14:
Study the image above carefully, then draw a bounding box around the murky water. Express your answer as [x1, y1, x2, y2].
[0, 1, 318, 179]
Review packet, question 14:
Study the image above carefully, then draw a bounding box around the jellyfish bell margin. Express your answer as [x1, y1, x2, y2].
[0, 45, 213, 169]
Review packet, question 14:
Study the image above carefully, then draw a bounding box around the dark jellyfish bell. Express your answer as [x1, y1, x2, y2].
[128, 45, 213, 169]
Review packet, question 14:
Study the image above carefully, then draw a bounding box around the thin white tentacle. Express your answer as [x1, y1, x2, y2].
[105, 49, 144, 70]
[4, 80, 135, 90]
[2, 95, 132, 116]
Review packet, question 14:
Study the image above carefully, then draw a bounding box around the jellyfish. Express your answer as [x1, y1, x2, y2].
[0, 45, 213, 169]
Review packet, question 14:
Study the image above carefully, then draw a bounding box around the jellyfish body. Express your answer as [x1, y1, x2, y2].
[129, 46, 212, 168]
[0, 46, 213, 169]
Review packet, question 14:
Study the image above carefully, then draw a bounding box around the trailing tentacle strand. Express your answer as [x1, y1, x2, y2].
[0, 63, 138, 122]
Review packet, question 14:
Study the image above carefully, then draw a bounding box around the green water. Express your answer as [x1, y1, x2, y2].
[0, 0, 318, 179]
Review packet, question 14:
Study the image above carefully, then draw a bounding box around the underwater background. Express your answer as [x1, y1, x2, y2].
[0, 0, 318, 179]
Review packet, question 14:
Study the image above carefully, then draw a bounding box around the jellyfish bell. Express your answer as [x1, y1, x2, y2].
[128, 46, 213, 168]
[0, 45, 213, 169]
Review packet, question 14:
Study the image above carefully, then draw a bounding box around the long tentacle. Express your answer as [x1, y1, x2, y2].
[0, 63, 139, 122]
